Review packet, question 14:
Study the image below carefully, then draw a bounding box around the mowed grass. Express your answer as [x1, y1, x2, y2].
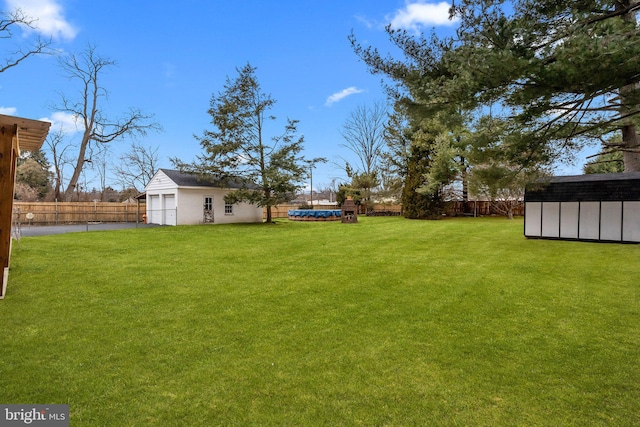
[1, 217, 639, 426]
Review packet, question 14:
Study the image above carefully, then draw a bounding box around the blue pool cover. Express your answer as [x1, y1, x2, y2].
[288, 209, 342, 218]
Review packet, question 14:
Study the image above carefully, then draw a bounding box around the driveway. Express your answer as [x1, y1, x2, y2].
[14, 222, 161, 237]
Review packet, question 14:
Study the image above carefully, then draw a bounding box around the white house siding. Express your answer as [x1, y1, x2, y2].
[175, 188, 262, 225]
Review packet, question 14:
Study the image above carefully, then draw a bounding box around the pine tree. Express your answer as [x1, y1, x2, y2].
[402, 143, 445, 219]
[175, 64, 306, 223]
[351, 0, 640, 172]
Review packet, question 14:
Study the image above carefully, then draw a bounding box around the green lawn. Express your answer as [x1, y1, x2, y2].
[1, 217, 639, 426]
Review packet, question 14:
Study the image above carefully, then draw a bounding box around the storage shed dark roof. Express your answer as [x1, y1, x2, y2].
[525, 173, 640, 202]
[159, 168, 257, 189]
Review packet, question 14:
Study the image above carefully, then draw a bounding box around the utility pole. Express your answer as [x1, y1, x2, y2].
[305, 157, 327, 207]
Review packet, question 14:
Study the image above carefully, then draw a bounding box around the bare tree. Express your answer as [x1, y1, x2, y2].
[55, 44, 160, 200]
[1, 8, 53, 74]
[113, 142, 159, 192]
[45, 128, 74, 200]
[340, 101, 388, 208]
[340, 101, 388, 177]
[89, 143, 111, 201]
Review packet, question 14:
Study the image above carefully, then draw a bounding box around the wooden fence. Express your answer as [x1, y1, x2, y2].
[446, 201, 524, 217]
[266, 201, 522, 219]
[12, 201, 145, 225]
[12, 200, 522, 225]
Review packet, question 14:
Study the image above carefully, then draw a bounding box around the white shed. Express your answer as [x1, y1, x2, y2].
[144, 169, 263, 225]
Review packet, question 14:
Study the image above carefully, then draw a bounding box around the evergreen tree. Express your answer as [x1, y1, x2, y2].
[584, 152, 625, 174]
[336, 184, 363, 207]
[16, 150, 52, 200]
[583, 134, 626, 173]
[402, 143, 445, 219]
[175, 64, 306, 223]
[351, 0, 640, 172]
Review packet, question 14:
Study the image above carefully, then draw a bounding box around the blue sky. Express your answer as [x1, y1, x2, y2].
[1, 0, 584, 193]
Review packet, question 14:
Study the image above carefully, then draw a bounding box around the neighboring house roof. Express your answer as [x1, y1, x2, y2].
[155, 169, 257, 189]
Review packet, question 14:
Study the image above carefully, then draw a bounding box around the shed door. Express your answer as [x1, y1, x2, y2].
[203, 196, 214, 223]
[164, 194, 176, 226]
[149, 195, 161, 224]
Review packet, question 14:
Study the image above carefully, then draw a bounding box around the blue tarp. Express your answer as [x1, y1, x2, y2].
[288, 209, 341, 218]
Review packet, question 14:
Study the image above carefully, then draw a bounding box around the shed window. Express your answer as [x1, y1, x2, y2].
[224, 203, 233, 215]
[204, 197, 213, 211]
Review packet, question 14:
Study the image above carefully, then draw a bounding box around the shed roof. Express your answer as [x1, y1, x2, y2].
[159, 169, 256, 189]
[0, 114, 51, 152]
[525, 172, 640, 202]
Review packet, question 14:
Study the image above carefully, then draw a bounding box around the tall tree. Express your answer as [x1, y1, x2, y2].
[402, 142, 445, 219]
[113, 142, 159, 192]
[382, 101, 463, 217]
[175, 64, 306, 223]
[351, 1, 640, 172]
[55, 44, 160, 200]
[340, 102, 388, 208]
[340, 102, 388, 177]
[45, 127, 73, 200]
[382, 105, 411, 176]
[1, 8, 53, 74]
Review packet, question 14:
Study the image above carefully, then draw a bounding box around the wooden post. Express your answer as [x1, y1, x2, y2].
[0, 125, 18, 298]
[0, 115, 50, 299]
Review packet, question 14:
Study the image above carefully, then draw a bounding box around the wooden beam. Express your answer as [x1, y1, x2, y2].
[0, 116, 50, 299]
[0, 114, 50, 153]
[0, 124, 18, 298]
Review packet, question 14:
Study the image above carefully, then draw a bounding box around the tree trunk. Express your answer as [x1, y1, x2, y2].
[266, 205, 272, 223]
[63, 133, 91, 200]
[622, 124, 640, 172]
[618, 2, 640, 172]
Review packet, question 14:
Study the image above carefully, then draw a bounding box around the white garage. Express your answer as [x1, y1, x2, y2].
[524, 173, 640, 243]
[144, 169, 263, 226]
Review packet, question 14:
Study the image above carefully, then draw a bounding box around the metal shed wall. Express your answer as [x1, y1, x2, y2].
[524, 173, 640, 243]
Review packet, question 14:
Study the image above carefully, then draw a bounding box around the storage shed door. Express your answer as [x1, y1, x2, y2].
[164, 194, 176, 226]
[149, 195, 161, 224]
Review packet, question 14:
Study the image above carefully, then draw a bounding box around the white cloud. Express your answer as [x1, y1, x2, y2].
[6, 0, 77, 40]
[325, 87, 365, 106]
[355, 15, 375, 29]
[40, 111, 81, 134]
[0, 106, 18, 115]
[388, 1, 457, 32]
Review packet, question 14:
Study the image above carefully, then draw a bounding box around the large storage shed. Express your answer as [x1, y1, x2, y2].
[524, 173, 640, 243]
[144, 169, 263, 226]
